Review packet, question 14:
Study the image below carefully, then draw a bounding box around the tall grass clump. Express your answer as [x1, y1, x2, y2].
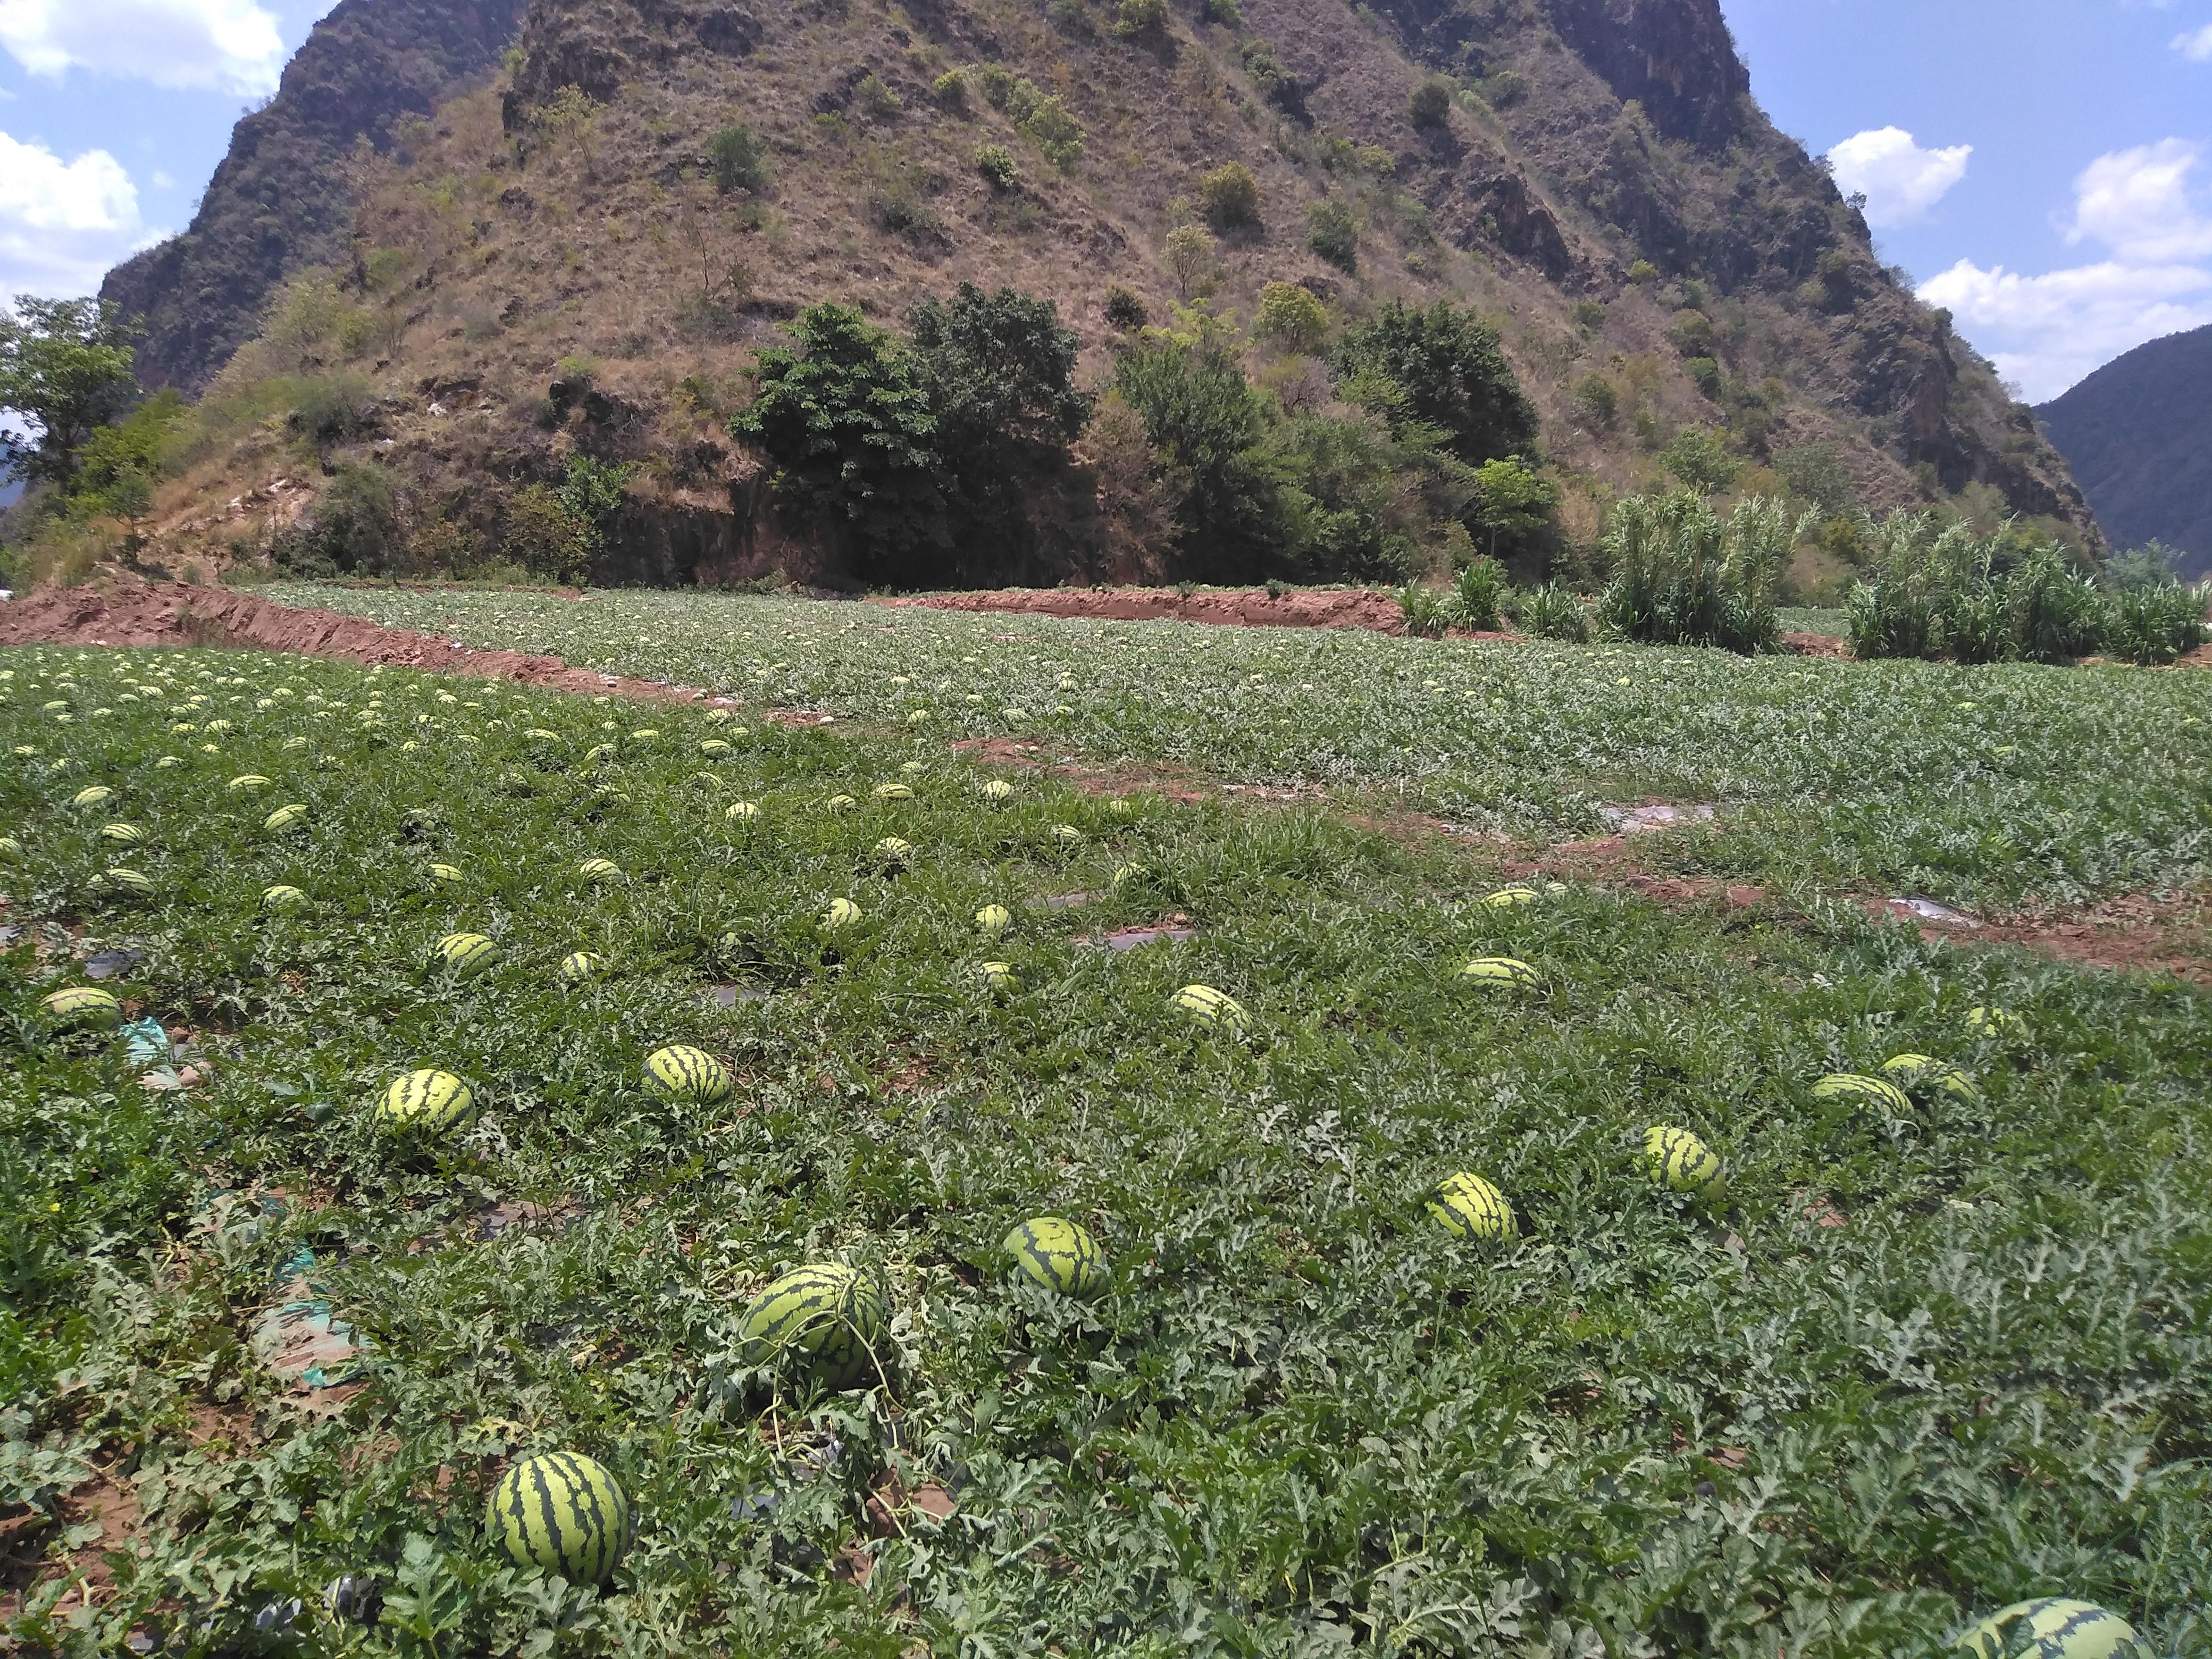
[1596, 490, 1798, 653]
[1507, 579, 1591, 641]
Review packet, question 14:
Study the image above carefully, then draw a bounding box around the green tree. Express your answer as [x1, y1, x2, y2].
[1306, 198, 1359, 272]
[72, 389, 185, 533]
[0, 297, 139, 492]
[1408, 77, 1453, 130]
[1469, 456, 1558, 562]
[1114, 313, 1283, 577]
[907, 283, 1091, 573]
[1254, 282, 1329, 354]
[730, 304, 944, 576]
[708, 124, 770, 194]
[1333, 300, 1537, 468]
[1657, 426, 1741, 495]
[1198, 162, 1261, 230]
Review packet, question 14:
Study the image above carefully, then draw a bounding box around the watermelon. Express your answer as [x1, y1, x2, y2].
[725, 801, 760, 823]
[874, 837, 914, 870]
[263, 804, 309, 834]
[1954, 1599, 2138, 1659]
[872, 782, 914, 801]
[980, 780, 1014, 802]
[99, 868, 157, 902]
[226, 775, 272, 793]
[736, 1263, 890, 1387]
[1882, 1053, 1980, 1101]
[1964, 1005, 2025, 1040]
[262, 884, 309, 912]
[1427, 1172, 1517, 1240]
[578, 858, 622, 884]
[429, 863, 465, 884]
[0, 836, 21, 860]
[823, 898, 862, 930]
[1811, 1073, 1914, 1113]
[41, 986, 122, 1028]
[484, 1452, 632, 1585]
[376, 1070, 475, 1134]
[979, 960, 1018, 994]
[1050, 824, 1083, 844]
[98, 822, 145, 845]
[975, 903, 1013, 939]
[826, 794, 858, 814]
[70, 786, 115, 810]
[1004, 1217, 1110, 1298]
[435, 933, 501, 976]
[559, 950, 605, 982]
[645, 1044, 734, 1104]
[699, 739, 734, 758]
[1173, 984, 1246, 1031]
[1643, 1125, 1723, 1198]
[1459, 957, 1538, 988]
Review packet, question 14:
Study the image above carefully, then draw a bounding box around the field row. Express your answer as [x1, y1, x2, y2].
[267, 584, 2212, 910]
[4, 644, 2208, 1656]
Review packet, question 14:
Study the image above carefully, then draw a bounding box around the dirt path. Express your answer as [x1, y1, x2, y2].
[2, 577, 2200, 979]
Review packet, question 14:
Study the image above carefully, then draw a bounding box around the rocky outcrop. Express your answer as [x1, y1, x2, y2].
[99, 0, 530, 392]
[503, 0, 759, 125]
[1540, 0, 1748, 148]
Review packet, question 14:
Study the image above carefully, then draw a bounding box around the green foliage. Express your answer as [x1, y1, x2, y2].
[906, 283, 1090, 576]
[708, 124, 771, 195]
[272, 462, 406, 576]
[854, 72, 902, 120]
[288, 371, 376, 449]
[1113, 317, 1280, 576]
[1774, 442, 1854, 514]
[1265, 409, 1419, 581]
[1395, 579, 1449, 636]
[1657, 426, 1742, 495]
[1570, 373, 1618, 432]
[1468, 456, 1557, 563]
[0, 296, 139, 491]
[982, 71, 1085, 170]
[1197, 161, 1261, 230]
[2104, 540, 2190, 591]
[1407, 77, 1454, 129]
[1164, 223, 1218, 298]
[974, 144, 1019, 192]
[1627, 259, 1658, 284]
[932, 69, 968, 110]
[1334, 300, 1539, 468]
[731, 304, 944, 575]
[69, 390, 186, 527]
[558, 455, 633, 552]
[1506, 579, 1592, 641]
[1305, 198, 1359, 272]
[1197, 0, 1240, 20]
[273, 584, 2212, 907]
[1845, 515, 2201, 666]
[1448, 555, 1507, 628]
[1103, 286, 1150, 330]
[1598, 490, 1797, 653]
[1253, 281, 1329, 354]
[504, 482, 596, 584]
[1110, 0, 1169, 38]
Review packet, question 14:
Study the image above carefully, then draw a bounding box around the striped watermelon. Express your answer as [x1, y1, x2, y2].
[0, 836, 22, 860]
[823, 898, 861, 931]
[980, 780, 1013, 802]
[435, 933, 501, 976]
[874, 837, 914, 870]
[262, 884, 309, 912]
[1964, 1005, 2025, 1039]
[429, 863, 465, 884]
[873, 782, 914, 801]
[227, 775, 272, 793]
[1173, 984, 1245, 1031]
[1644, 1125, 1723, 1199]
[1004, 1217, 1110, 1299]
[646, 1044, 733, 1104]
[1459, 957, 1538, 988]
[1427, 1172, 1517, 1241]
[559, 950, 605, 982]
[1882, 1053, 1980, 1102]
[737, 1264, 890, 1387]
[578, 858, 622, 884]
[975, 903, 1012, 939]
[376, 1070, 475, 1134]
[699, 739, 733, 758]
[979, 960, 1018, 994]
[485, 1451, 632, 1585]
[725, 801, 760, 823]
[98, 822, 144, 845]
[825, 794, 858, 814]
[1811, 1073, 1913, 1113]
[263, 804, 309, 834]
[41, 986, 122, 1028]
[1955, 1599, 2138, 1659]
[99, 868, 157, 902]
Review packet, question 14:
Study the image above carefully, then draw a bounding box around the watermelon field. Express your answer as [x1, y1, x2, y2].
[266, 584, 2212, 911]
[3, 629, 2210, 1657]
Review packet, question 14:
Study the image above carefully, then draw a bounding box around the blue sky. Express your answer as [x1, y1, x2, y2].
[1, 0, 2210, 400]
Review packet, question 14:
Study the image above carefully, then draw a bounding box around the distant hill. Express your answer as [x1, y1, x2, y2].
[2038, 324, 2212, 578]
[95, 0, 2100, 585]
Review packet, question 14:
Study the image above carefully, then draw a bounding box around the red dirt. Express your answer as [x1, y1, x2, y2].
[0, 579, 717, 707]
[878, 584, 1490, 636]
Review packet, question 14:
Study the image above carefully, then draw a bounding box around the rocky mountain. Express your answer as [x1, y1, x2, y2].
[100, 0, 532, 392]
[2037, 324, 2212, 577]
[102, 0, 2098, 586]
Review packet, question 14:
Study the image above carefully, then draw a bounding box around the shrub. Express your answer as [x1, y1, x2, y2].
[1021, 95, 1086, 171]
[1198, 162, 1261, 230]
[2006, 543, 2109, 664]
[1114, 320, 1281, 576]
[1657, 426, 1741, 495]
[1627, 259, 1658, 284]
[1509, 580, 1591, 642]
[1597, 491, 1794, 653]
[1165, 224, 1218, 298]
[1571, 374, 1618, 431]
[1306, 198, 1359, 272]
[708, 124, 770, 194]
[503, 482, 596, 585]
[977, 64, 1018, 110]
[287, 372, 375, 448]
[272, 463, 405, 576]
[1448, 556, 1507, 629]
[1774, 442, 1853, 514]
[1111, 0, 1169, 38]
[933, 70, 968, 110]
[2105, 581, 2209, 665]
[1397, 582, 1449, 637]
[1482, 69, 1527, 108]
[1408, 78, 1453, 130]
[1198, 0, 1240, 21]
[1334, 300, 1537, 467]
[1254, 282, 1329, 354]
[1104, 286, 1150, 330]
[856, 73, 903, 120]
[975, 144, 1019, 191]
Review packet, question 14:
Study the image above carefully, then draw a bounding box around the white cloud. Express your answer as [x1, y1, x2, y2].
[1829, 127, 1973, 228]
[2175, 22, 2212, 58]
[1920, 138, 2212, 401]
[2064, 139, 2212, 260]
[0, 0, 285, 93]
[0, 129, 146, 295]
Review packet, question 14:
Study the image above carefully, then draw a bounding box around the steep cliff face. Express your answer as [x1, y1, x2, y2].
[99, 0, 532, 392]
[1541, 0, 1748, 148]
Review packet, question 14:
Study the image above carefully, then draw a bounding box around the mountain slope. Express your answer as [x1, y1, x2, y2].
[98, 0, 532, 393]
[106, 0, 2098, 586]
[2037, 324, 2212, 577]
